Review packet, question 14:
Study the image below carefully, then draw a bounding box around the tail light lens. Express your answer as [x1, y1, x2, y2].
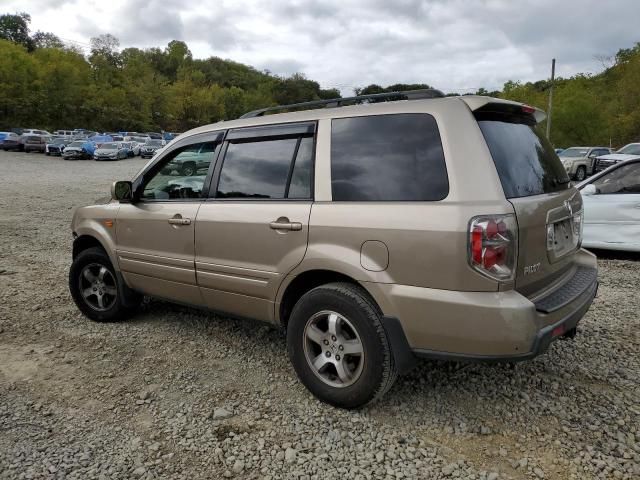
[468, 214, 517, 281]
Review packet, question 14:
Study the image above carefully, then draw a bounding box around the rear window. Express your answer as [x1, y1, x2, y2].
[476, 112, 570, 198]
[331, 114, 448, 201]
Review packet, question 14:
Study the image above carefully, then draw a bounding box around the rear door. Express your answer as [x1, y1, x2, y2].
[474, 106, 581, 295]
[582, 161, 640, 249]
[194, 122, 315, 322]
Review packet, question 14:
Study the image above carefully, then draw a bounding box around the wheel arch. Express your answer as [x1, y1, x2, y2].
[276, 269, 392, 328]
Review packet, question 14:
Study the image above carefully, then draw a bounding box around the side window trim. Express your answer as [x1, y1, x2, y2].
[208, 122, 317, 201]
[284, 137, 303, 199]
[133, 131, 225, 202]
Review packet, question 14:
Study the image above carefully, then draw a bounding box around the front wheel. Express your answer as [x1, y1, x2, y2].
[69, 247, 140, 322]
[287, 282, 397, 409]
[574, 166, 587, 182]
[180, 162, 196, 176]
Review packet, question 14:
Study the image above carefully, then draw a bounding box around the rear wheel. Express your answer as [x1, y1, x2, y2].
[69, 247, 140, 322]
[574, 166, 586, 182]
[287, 282, 397, 409]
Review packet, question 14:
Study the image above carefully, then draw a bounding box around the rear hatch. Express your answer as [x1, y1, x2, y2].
[472, 102, 582, 296]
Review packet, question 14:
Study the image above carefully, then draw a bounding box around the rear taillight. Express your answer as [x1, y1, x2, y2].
[468, 214, 517, 281]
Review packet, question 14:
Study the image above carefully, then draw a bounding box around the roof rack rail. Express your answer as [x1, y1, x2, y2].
[239, 88, 445, 119]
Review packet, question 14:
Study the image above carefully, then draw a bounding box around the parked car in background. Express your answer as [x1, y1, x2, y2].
[63, 140, 95, 160]
[140, 139, 165, 158]
[94, 142, 128, 161]
[146, 132, 163, 139]
[594, 143, 640, 173]
[54, 130, 75, 137]
[578, 158, 640, 251]
[120, 141, 140, 157]
[559, 146, 612, 181]
[1, 132, 24, 151]
[23, 135, 51, 153]
[161, 142, 217, 176]
[89, 135, 113, 146]
[46, 137, 70, 156]
[22, 128, 52, 136]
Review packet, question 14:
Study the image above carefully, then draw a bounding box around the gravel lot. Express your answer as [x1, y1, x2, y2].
[0, 150, 639, 480]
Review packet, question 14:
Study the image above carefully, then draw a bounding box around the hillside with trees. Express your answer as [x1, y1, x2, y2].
[1, 12, 639, 147]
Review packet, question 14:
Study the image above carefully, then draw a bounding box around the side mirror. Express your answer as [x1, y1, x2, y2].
[581, 184, 597, 196]
[111, 180, 133, 202]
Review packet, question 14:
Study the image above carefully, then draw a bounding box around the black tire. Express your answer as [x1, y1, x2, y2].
[180, 162, 196, 176]
[69, 247, 141, 322]
[574, 166, 586, 182]
[287, 282, 397, 409]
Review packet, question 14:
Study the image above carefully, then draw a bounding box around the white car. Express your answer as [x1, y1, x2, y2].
[577, 158, 640, 252]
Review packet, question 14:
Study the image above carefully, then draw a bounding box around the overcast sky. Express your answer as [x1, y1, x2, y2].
[4, 0, 639, 94]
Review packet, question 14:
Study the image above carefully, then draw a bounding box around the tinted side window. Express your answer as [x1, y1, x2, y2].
[217, 138, 298, 199]
[330, 114, 448, 201]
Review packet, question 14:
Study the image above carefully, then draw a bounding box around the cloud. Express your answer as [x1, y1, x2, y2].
[3, 0, 639, 94]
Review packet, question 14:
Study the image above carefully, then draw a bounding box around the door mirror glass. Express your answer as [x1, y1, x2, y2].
[581, 184, 597, 196]
[112, 180, 133, 201]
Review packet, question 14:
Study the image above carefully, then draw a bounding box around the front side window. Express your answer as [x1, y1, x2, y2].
[591, 163, 640, 194]
[216, 134, 313, 199]
[330, 114, 449, 201]
[141, 141, 219, 200]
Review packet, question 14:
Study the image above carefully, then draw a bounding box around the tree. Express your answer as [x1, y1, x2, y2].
[0, 13, 34, 51]
[32, 31, 64, 49]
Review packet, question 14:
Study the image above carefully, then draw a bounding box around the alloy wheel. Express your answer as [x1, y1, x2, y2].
[303, 310, 365, 388]
[78, 263, 117, 311]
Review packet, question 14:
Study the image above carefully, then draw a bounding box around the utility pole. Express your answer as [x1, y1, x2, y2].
[546, 58, 555, 140]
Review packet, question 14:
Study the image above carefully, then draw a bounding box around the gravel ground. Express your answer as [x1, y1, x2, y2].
[0, 150, 639, 480]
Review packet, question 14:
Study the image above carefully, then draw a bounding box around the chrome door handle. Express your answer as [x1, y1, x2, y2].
[269, 221, 302, 231]
[168, 216, 191, 225]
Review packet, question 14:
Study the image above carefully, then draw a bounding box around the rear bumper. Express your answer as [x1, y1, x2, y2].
[369, 249, 598, 368]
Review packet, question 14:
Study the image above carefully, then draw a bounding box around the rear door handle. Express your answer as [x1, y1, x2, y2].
[168, 215, 191, 225]
[269, 220, 302, 231]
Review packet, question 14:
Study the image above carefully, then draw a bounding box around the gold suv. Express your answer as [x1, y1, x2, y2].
[69, 90, 598, 408]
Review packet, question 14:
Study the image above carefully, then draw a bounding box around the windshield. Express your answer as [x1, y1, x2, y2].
[100, 143, 118, 150]
[476, 112, 570, 198]
[617, 144, 640, 155]
[559, 148, 588, 158]
[147, 140, 163, 146]
[69, 141, 84, 147]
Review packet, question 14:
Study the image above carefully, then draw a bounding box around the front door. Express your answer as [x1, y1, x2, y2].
[116, 135, 223, 305]
[195, 123, 316, 322]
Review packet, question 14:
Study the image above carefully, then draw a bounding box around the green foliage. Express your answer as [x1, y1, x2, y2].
[0, 20, 341, 131]
[1, 12, 639, 147]
[0, 13, 34, 51]
[499, 45, 640, 148]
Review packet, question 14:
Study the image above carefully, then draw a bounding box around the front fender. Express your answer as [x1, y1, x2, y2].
[72, 203, 121, 270]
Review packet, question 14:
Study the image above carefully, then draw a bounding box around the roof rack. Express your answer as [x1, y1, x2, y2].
[239, 88, 445, 119]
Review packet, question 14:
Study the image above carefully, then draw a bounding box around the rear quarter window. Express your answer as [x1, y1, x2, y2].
[330, 113, 448, 201]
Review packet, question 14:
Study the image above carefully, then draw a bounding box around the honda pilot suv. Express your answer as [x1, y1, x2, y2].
[69, 90, 598, 408]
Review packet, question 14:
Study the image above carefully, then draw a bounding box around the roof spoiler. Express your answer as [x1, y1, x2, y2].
[460, 96, 546, 124]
